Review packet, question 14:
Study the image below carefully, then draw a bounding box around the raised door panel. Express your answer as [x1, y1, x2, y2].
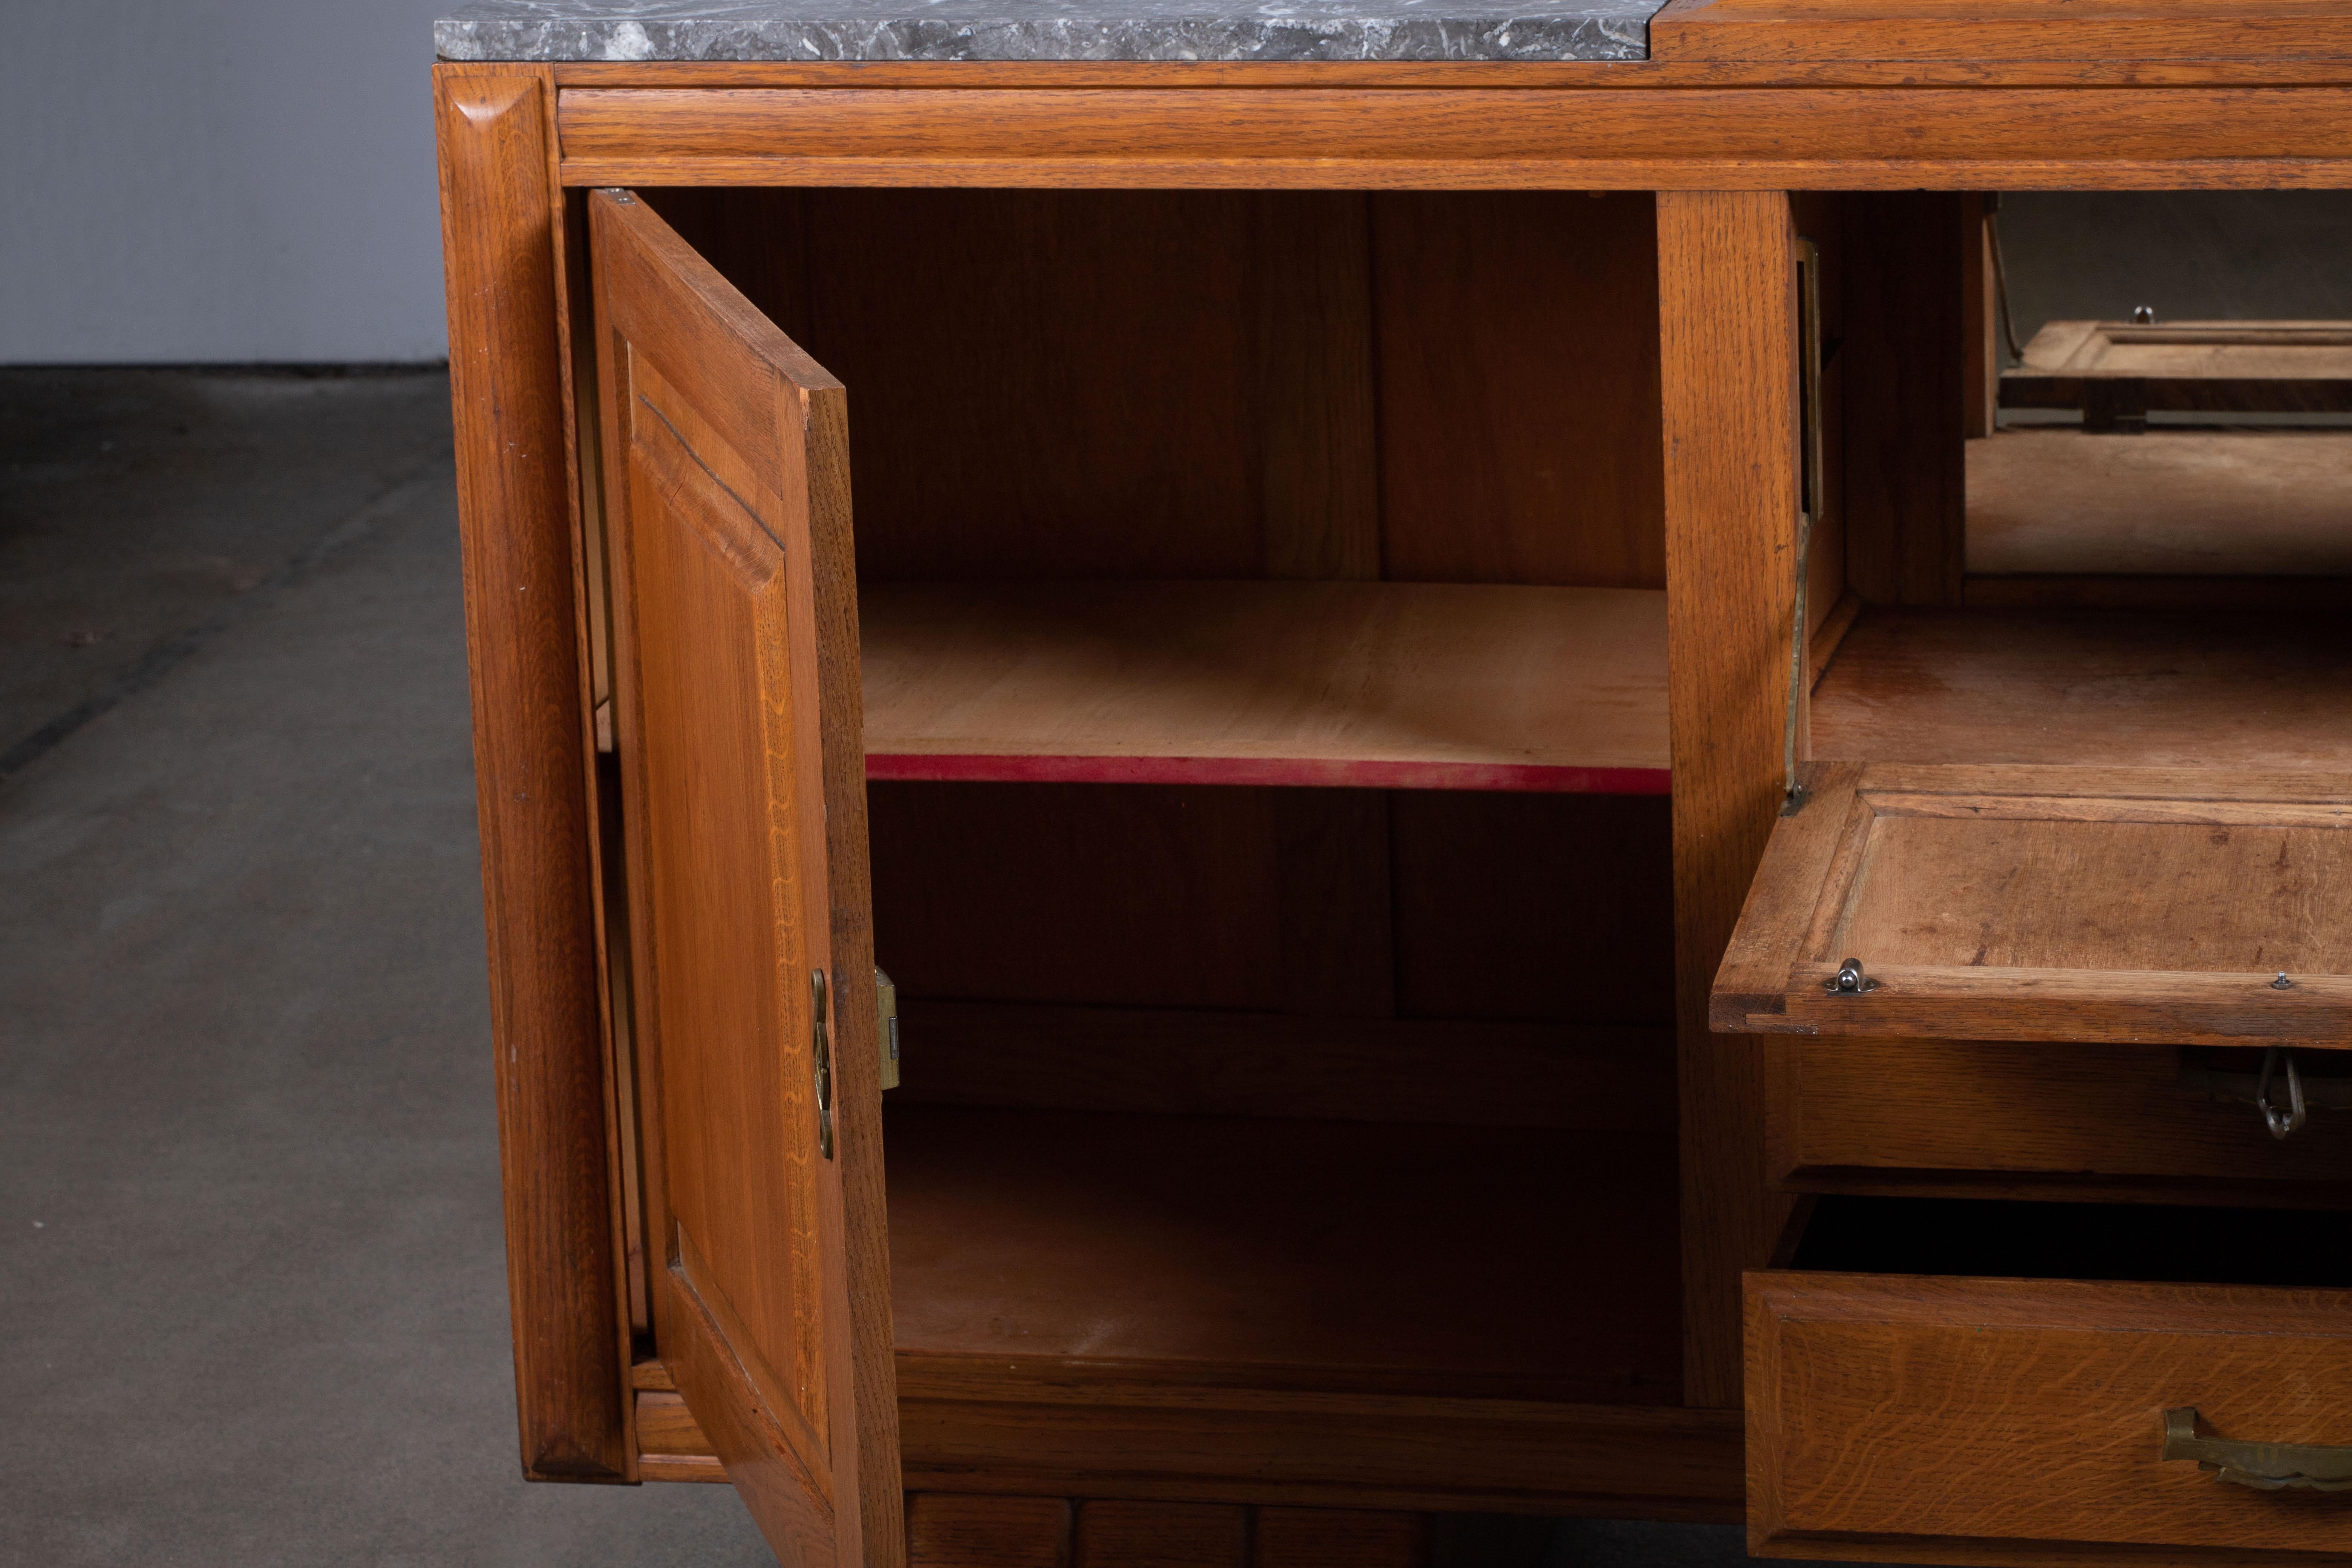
[1713, 760, 2352, 1046]
[591, 187, 901, 1568]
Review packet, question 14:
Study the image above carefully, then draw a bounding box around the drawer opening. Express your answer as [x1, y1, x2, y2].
[1789, 1193, 2352, 1291]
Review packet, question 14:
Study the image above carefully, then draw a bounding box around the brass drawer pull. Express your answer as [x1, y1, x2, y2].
[2163, 1408, 2352, 1491]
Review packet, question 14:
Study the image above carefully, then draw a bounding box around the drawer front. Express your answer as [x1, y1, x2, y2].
[1780, 1040, 2352, 1199]
[1747, 1272, 2352, 1561]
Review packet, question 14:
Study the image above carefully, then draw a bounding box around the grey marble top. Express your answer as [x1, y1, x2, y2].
[435, 0, 1664, 63]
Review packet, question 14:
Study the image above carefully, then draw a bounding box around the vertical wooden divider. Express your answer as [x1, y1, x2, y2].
[436, 64, 632, 1481]
[1842, 192, 1968, 606]
[1658, 190, 1802, 1410]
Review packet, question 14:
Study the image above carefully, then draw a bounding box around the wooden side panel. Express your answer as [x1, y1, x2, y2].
[1842, 192, 1966, 608]
[1076, 1503, 1249, 1568]
[433, 63, 630, 1485]
[593, 188, 902, 1567]
[909, 1495, 1075, 1568]
[1660, 189, 1803, 1409]
[1748, 1272, 2352, 1560]
[1374, 192, 1666, 590]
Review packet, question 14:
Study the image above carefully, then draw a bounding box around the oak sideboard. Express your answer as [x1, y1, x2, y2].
[432, 3, 2352, 1562]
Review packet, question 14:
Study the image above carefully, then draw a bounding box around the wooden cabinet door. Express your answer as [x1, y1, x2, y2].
[1712, 760, 2352, 1046]
[588, 188, 901, 1568]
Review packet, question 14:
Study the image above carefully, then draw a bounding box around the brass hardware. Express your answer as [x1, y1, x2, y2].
[1824, 958, 1878, 995]
[811, 969, 834, 1160]
[2259, 1045, 2308, 1141]
[2180, 1047, 2352, 1133]
[2163, 1408, 2352, 1491]
[876, 967, 900, 1092]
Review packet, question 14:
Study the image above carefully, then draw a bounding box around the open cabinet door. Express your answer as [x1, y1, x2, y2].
[588, 188, 902, 1568]
[1713, 760, 2352, 1047]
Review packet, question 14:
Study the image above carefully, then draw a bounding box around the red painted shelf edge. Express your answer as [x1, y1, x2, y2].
[864, 752, 1672, 794]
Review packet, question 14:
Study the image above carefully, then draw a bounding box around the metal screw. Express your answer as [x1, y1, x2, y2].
[2273, 972, 2295, 990]
[1824, 958, 1878, 995]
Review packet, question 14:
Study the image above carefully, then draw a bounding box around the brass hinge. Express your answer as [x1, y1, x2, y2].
[876, 967, 900, 1091]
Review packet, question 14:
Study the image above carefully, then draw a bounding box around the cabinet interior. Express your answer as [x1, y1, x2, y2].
[1764, 190, 2352, 1218]
[628, 187, 1685, 1404]
[1802, 188, 2352, 776]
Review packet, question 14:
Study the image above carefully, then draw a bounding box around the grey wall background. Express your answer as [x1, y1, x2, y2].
[1, 1, 452, 365]
[5, 4, 2352, 368]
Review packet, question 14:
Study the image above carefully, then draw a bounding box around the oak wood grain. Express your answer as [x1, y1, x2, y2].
[1714, 761, 2352, 1046]
[910, 1494, 1074, 1568]
[883, 1105, 1682, 1401]
[1749, 1271, 2352, 1557]
[1780, 1037, 2352, 1195]
[858, 581, 1669, 793]
[1840, 192, 1966, 608]
[1660, 189, 1802, 1410]
[635, 1389, 716, 1456]
[1372, 192, 1665, 589]
[896, 1355, 1741, 1516]
[1257, 194, 1381, 582]
[1811, 607, 2352, 771]
[1076, 1502, 1248, 1568]
[632, 1354, 1743, 1513]
[590, 187, 902, 1565]
[1968, 429, 2352, 578]
[2002, 319, 2352, 421]
[1252, 1508, 1427, 1568]
[886, 1003, 1673, 1131]
[1962, 574, 2352, 611]
[545, 60, 2352, 89]
[554, 87, 2352, 192]
[434, 63, 631, 1486]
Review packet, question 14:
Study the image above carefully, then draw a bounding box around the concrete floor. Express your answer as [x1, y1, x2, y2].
[0, 369, 1792, 1567]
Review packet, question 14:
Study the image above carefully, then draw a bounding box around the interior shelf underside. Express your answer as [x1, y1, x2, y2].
[859, 580, 1669, 793]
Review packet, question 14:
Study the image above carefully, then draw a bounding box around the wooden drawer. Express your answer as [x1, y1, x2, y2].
[1777, 1039, 2352, 1202]
[1748, 1199, 2352, 1563]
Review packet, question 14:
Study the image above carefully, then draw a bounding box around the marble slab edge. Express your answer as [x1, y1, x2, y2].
[435, 0, 1663, 62]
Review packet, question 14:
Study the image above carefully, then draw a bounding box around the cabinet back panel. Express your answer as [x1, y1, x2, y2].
[644, 188, 1665, 589]
[866, 782, 1677, 1128]
[1373, 191, 1666, 590]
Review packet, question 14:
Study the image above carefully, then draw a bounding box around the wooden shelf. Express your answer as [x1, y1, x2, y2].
[859, 580, 1668, 793]
[1812, 606, 2352, 771]
[1968, 428, 2352, 578]
[883, 1102, 1682, 1403]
